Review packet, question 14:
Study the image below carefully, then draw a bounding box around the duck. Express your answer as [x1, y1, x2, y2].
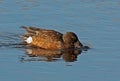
[21, 26, 83, 50]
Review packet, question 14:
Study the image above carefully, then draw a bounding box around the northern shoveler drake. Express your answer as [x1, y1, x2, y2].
[21, 26, 83, 50]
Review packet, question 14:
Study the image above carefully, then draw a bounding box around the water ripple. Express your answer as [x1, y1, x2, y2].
[0, 32, 24, 48]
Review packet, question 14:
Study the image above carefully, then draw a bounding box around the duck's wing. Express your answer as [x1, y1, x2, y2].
[22, 28, 64, 49]
[21, 26, 44, 31]
[31, 32, 63, 49]
[21, 26, 63, 42]
[21, 26, 43, 35]
[21, 26, 62, 36]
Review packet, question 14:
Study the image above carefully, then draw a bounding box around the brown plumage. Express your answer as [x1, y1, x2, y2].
[21, 26, 83, 50]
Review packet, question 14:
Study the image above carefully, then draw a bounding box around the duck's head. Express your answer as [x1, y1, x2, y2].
[63, 32, 83, 49]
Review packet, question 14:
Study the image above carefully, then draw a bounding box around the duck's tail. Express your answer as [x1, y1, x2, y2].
[20, 34, 29, 41]
[21, 26, 43, 31]
[21, 26, 39, 35]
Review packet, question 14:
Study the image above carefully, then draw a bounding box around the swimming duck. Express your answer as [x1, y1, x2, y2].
[21, 26, 83, 50]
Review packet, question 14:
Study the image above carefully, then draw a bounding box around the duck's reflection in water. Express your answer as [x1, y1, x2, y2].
[21, 47, 82, 62]
[62, 49, 82, 62]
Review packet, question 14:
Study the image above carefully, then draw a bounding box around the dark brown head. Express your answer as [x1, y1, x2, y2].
[63, 32, 83, 49]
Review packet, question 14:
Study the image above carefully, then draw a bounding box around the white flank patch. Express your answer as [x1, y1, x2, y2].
[25, 36, 33, 43]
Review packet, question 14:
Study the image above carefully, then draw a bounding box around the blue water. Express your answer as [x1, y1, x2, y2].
[0, 0, 120, 81]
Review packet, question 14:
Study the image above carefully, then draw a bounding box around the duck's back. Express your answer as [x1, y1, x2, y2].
[22, 26, 64, 50]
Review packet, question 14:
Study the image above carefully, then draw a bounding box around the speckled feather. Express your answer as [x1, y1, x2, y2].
[21, 26, 64, 49]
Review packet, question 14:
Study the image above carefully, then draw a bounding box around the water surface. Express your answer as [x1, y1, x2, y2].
[0, 0, 120, 81]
